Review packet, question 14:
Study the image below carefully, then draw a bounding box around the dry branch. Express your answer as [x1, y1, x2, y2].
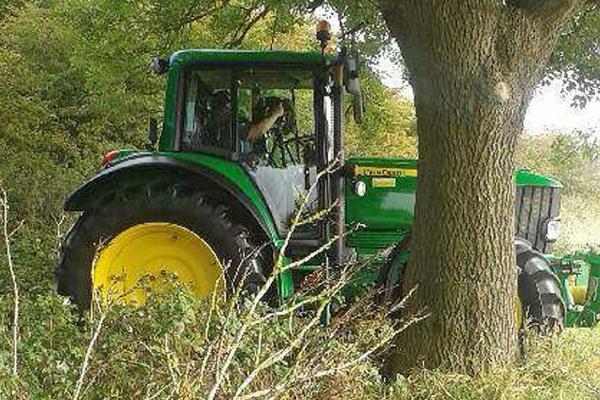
[1, 187, 22, 376]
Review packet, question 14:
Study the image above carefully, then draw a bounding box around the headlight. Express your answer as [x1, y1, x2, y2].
[544, 218, 561, 242]
[354, 181, 367, 197]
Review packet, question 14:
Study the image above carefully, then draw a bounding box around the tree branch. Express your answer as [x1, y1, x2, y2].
[162, 1, 232, 33]
[225, 5, 270, 48]
[1, 188, 21, 376]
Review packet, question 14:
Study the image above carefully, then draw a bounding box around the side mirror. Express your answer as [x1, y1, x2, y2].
[344, 55, 364, 123]
[149, 57, 169, 75]
[148, 117, 159, 151]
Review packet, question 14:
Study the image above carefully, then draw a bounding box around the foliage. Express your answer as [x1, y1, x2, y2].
[517, 131, 600, 195]
[547, 2, 600, 107]
[345, 73, 416, 158]
[0, 211, 414, 399]
[3, 282, 600, 399]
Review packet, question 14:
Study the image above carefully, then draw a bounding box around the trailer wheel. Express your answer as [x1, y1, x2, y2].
[516, 238, 565, 332]
[56, 179, 269, 309]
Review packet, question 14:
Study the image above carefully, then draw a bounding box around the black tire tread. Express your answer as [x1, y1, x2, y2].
[377, 235, 565, 333]
[56, 176, 269, 309]
[516, 238, 565, 331]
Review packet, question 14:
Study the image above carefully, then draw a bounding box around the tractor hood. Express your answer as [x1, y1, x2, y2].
[344, 157, 563, 252]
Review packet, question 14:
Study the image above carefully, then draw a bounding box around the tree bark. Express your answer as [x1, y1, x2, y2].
[379, 0, 578, 375]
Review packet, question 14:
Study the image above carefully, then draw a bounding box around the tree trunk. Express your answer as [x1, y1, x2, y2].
[379, 0, 577, 375]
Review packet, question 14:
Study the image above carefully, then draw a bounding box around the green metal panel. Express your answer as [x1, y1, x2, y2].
[345, 157, 417, 234]
[346, 231, 407, 254]
[554, 251, 600, 327]
[158, 69, 180, 150]
[345, 157, 562, 255]
[169, 49, 332, 68]
[346, 157, 418, 168]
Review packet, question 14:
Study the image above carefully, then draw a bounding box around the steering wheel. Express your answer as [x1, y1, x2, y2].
[281, 134, 315, 165]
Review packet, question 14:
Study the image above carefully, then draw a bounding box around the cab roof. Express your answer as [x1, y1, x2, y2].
[169, 49, 334, 69]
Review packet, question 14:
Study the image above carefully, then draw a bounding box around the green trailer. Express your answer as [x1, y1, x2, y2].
[55, 28, 599, 329]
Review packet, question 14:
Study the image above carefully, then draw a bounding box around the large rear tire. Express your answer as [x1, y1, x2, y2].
[56, 178, 269, 309]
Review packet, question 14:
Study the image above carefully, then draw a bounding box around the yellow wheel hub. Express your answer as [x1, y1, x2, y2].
[93, 223, 222, 305]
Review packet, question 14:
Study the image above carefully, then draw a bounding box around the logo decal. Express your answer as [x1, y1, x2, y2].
[354, 166, 417, 178]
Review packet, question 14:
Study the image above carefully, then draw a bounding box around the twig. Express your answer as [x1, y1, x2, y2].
[225, 5, 270, 48]
[164, 334, 181, 397]
[72, 307, 106, 400]
[205, 161, 341, 400]
[239, 313, 430, 400]
[232, 263, 365, 398]
[233, 297, 334, 399]
[1, 188, 22, 376]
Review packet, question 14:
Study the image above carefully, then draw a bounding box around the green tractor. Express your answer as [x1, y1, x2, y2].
[55, 29, 600, 330]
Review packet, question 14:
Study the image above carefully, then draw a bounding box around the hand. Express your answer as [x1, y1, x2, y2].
[272, 102, 284, 118]
[246, 101, 285, 142]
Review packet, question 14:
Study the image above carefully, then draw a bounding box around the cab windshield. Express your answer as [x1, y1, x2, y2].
[180, 67, 317, 167]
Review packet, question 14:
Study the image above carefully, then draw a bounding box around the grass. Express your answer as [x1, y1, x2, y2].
[2, 289, 600, 400]
[390, 329, 600, 400]
[557, 193, 600, 254]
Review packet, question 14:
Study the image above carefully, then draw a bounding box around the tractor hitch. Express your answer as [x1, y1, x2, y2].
[552, 249, 600, 327]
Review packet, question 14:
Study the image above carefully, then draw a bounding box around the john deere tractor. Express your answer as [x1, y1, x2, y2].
[56, 28, 600, 330]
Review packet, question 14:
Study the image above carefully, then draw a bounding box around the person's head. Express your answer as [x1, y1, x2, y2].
[210, 89, 232, 113]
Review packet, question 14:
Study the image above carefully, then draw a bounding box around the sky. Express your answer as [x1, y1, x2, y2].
[374, 55, 600, 136]
[315, 7, 600, 137]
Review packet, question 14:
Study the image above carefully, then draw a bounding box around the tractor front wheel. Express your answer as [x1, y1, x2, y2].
[516, 238, 565, 332]
[56, 179, 268, 308]
[378, 236, 565, 333]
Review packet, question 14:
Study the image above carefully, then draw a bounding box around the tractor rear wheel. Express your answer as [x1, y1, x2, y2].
[516, 238, 565, 332]
[56, 179, 268, 309]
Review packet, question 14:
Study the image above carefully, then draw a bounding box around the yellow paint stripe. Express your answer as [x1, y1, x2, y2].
[372, 177, 396, 188]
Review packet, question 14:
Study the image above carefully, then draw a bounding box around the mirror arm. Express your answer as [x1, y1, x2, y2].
[147, 117, 159, 151]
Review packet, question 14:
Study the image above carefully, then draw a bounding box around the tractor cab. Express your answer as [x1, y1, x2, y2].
[163, 53, 329, 235]
[148, 45, 363, 259]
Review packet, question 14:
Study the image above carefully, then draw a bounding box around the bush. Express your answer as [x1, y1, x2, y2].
[0, 281, 409, 399]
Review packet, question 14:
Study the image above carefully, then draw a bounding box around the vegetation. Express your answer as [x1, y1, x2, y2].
[1, 0, 599, 398]
[3, 275, 600, 399]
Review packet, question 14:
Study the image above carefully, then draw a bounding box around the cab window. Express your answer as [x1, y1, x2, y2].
[179, 67, 316, 167]
[181, 70, 233, 153]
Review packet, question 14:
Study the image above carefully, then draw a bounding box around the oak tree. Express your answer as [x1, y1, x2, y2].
[376, 0, 596, 374]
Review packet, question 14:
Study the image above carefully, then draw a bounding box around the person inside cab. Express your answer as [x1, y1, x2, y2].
[181, 71, 300, 168]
